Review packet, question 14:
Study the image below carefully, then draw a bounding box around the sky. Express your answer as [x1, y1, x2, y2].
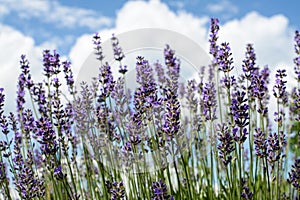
[0, 0, 299, 111]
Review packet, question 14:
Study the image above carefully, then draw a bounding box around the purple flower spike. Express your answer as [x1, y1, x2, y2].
[209, 18, 220, 62]
[35, 117, 58, 155]
[230, 91, 249, 128]
[0, 161, 8, 182]
[110, 181, 126, 200]
[19, 55, 34, 89]
[288, 158, 300, 190]
[111, 33, 127, 74]
[294, 30, 300, 82]
[151, 179, 173, 200]
[273, 69, 288, 105]
[134, 56, 158, 116]
[267, 132, 285, 165]
[43, 50, 60, 78]
[111, 34, 125, 62]
[254, 128, 267, 158]
[0, 88, 5, 114]
[202, 82, 217, 121]
[54, 166, 65, 180]
[251, 66, 270, 116]
[217, 42, 234, 73]
[163, 89, 181, 138]
[62, 60, 75, 94]
[93, 32, 105, 62]
[242, 44, 257, 80]
[217, 124, 235, 166]
[164, 44, 180, 94]
[98, 62, 115, 102]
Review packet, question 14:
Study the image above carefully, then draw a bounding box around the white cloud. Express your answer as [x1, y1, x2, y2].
[206, 0, 239, 15]
[0, 4, 9, 17]
[69, 0, 209, 76]
[0, 0, 112, 30]
[0, 23, 58, 111]
[219, 12, 294, 76]
[69, 0, 295, 76]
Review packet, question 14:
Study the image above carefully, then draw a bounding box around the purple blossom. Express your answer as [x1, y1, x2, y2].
[254, 128, 267, 158]
[22, 109, 35, 140]
[221, 75, 236, 90]
[96, 104, 118, 142]
[290, 88, 300, 121]
[0, 89, 9, 136]
[110, 181, 126, 200]
[202, 82, 217, 121]
[62, 60, 75, 94]
[217, 42, 234, 73]
[98, 62, 115, 102]
[294, 30, 300, 82]
[13, 144, 45, 200]
[164, 45, 180, 94]
[208, 64, 215, 82]
[273, 69, 288, 105]
[287, 158, 300, 190]
[133, 57, 159, 134]
[241, 179, 253, 200]
[232, 127, 248, 144]
[35, 117, 58, 155]
[111, 34, 127, 74]
[151, 179, 173, 200]
[54, 166, 65, 180]
[209, 18, 220, 62]
[163, 89, 181, 138]
[0, 88, 4, 111]
[154, 61, 166, 87]
[130, 134, 141, 145]
[0, 161, 8, 182]
[252, 66, 270, 116]
[16, 73, 26, 116]
[185, 79, 198, 113]
[19, 55, 34, 89]
[93, 32, 104, 62]
[217, 124, 235, 166]
[134, 56, 157, 114]
[122, 141, 132, 152]
[111, 34, 125, 62]
[242, 44, 257, 80]
[31, 82, 47, 116]
[267, 132, 286, 165]
[230, 91, 249, 128]
[43, 50, 60, 78]
[111, 77, 132, 130]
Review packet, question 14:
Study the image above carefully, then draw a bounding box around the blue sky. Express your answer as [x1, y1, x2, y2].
[0, 0, 299, 111]
[1, 0, 299, 55]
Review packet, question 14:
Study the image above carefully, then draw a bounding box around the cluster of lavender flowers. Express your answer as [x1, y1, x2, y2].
[0, 18, 299, 200]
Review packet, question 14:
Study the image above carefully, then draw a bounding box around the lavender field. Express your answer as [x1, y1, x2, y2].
[0, 18, 299, 200]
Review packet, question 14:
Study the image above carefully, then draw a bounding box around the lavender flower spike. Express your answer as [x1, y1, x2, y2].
[202, 82, 217, 121]
[217, 124, 235, 166]
[209, 18, 220, 62]
[151, 179, 173, 200]
[242, 44, 257, 80]
[294, 30, 300, 82]
[111, 34, 127, 74]
[287, 158, 300, 191]
[110, 181, 126, 200]
[93, 32, 105, 62]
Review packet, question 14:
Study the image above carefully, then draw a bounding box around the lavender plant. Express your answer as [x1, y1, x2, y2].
[0, 18, 299, 200]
